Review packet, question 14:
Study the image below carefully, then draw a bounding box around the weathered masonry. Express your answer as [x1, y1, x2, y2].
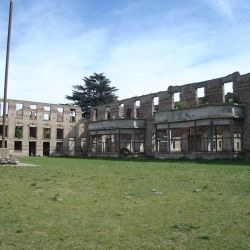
[0, 99, 85, 156]
[88, 72, 250, 159]
[1, 72, 250, 159]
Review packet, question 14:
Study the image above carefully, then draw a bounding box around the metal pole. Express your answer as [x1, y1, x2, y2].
[2, 0, 13, 148]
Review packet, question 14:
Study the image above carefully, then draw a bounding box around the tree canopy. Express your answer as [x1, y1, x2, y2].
[66, 73, 119, 118]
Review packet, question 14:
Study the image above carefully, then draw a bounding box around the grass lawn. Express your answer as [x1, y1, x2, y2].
[0, 157, 249, 250]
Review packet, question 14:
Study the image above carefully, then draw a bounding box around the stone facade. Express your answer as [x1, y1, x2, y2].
[0, 99, 86, 156]
[1, 72, 250, 159]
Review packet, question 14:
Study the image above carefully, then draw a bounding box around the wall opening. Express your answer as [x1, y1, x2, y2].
[56, 142, 63, 153]
[223, 82, 234, 103]
[173, 92, 180, 109]
[43, 142, 50, 156]
[15, 126, 23, 138]
[134, 100, 141, 118]
[16, 103, 23, 116]
[29, 142, 36, 156]
[105, 106, 111, 120]
[0, 102, 8, 117]
[119, 104, 125, 118]
[57, 128, 64, 139]
[57, 107, 64, 122]
[0, 125, 8, 137]
[30, 104, 37, 119]
[44, 106, 51, 121]
[196, 87, 205, 105]
[0, 141, 7, 148]
[43, 128, 51, 139]
[29, 127, 37, 138]
[152, 97, 159, 114]
[126, 108, 132, 118]
[14, 141, 22, 151]
[70, 108, 76, 122]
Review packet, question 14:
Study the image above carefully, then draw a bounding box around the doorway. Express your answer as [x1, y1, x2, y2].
[29, 142, 36, 156]
[43, 142, 50, 156]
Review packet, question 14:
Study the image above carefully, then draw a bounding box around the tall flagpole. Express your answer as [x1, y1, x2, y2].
[2, 0, 13, 148]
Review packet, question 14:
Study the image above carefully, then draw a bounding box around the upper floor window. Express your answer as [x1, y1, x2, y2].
[57, 107, 64, 122]
[223, 82, 234, 103]
[70, 108, 76, 122]
[16, 103, 23, 116]
[29, 127, 37, 138]
[152, 97, 159, 115]
[57, 128, 64, 139]
[15, 126, 23, 138]
[126, 108, 132, 118]
[30, 104, 37, 119]
[119, 103, 125, 118]
[173, 92, 180, 109]
[0, 102, 8, 117]
[134, 100, 141, 118]
[44, 106, 51, 121]
[105, 106, 111, 120]
[43, 128, 51, 139]
[196, 87, 205, 105]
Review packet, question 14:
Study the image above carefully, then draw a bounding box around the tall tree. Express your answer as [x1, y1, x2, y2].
[66, 73, 119, 118]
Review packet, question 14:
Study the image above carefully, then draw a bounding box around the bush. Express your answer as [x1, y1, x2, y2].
[119, 148, 131, 158]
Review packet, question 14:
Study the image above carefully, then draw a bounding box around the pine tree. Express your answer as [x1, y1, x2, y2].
[66, 73, 118, 118]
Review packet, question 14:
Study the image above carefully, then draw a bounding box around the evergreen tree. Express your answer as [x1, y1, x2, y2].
[66, 73, 118, 118]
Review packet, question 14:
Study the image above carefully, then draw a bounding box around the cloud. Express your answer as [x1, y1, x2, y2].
[0, 0, 249, 104]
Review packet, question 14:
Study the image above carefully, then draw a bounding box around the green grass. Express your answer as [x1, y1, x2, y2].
[0, 157, 249, 250]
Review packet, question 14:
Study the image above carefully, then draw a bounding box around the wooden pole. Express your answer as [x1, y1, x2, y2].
[2, 0, 13, 148]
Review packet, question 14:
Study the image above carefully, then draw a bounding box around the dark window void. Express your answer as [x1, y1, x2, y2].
[0, 125, 8, 137]
[105, 106, 111, 120]
[70, 109, 76, 122]
[15, 126, 23, 138]
[43, 142, 50, 156]
[29, 142, 36, 156]
[126, 108, 132, 118]
[14, 141, 22, 151]
[153, 97, 159, 114]
[29, 127, 37, 138]
[43, 128, 51, 139]
[0, 141, 7, 148]
[56, 142, 63, 152]
[57, 128, 63, 139]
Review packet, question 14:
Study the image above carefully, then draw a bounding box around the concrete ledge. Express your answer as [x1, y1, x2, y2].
[155, 152, 245, 160]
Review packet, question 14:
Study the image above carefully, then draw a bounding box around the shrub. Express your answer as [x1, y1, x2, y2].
[119, 148, 130, 158]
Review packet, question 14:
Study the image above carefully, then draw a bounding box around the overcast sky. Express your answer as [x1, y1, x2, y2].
[0, 0, 249, 104]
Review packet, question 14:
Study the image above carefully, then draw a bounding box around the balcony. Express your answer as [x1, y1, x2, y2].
[89, 119, 146, 130]
[155, 105, 244, 124]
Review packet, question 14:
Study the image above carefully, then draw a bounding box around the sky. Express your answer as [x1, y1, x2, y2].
[0, 0, 249, 104]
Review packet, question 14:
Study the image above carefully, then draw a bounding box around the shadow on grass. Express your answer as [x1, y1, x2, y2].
[49, 155, 250, 166]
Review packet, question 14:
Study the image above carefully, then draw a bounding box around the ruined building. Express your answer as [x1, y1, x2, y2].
[1, 72, 250, 159]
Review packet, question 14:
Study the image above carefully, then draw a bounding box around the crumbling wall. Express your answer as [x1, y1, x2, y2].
[0, 99, 84, 156]
[89, 72, 250, 157]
